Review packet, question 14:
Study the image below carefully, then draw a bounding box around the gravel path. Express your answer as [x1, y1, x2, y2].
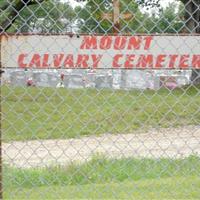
[3, 126, 200, 168]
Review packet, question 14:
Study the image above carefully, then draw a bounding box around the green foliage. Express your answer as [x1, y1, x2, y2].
[147, 2, 185, 33]
[4, 155, 200, 187]
[0, 0, 187, 34]
[127, 1, 185, 33]
[76, 0, 145, 33]
[0, 0, 76, 33]
[18, 1, 76, 33]
[75, 0, 185, 34]
[4, 156, 200, 199]
[76, 0, 113, 33]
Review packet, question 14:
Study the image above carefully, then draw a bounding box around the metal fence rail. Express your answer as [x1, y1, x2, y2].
[1, 0, 200, 199]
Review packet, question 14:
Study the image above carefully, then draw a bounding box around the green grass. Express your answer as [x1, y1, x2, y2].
[2, 85, 200, 142]
[4, 155, 200, 199]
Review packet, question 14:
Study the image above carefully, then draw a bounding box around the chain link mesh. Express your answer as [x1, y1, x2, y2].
[1, 0, 200, 199]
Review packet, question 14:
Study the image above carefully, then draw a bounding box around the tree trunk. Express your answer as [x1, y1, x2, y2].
[183, 0, 200, 84]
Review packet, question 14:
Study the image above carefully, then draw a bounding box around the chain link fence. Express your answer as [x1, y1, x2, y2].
[1, 0, 200, 199]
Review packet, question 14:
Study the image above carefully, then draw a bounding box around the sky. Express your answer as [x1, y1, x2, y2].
[155, 0, 176, 7]
[61, 0, 85, 7]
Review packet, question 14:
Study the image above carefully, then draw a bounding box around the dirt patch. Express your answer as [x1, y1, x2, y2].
[3, 126, 200, 168]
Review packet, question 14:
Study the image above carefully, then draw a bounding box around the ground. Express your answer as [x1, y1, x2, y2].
[3, 126, 200, 168]
[2, 86, 200, 199]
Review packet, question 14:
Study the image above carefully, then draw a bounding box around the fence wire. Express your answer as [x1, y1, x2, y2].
[1, 0, 200, 199]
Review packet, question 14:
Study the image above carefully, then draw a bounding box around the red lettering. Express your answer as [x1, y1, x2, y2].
[127, 36, 142, 50]
[114, 36, 126, 50]
[179, 55, 189, 69]
[124, 55, 135, 69]
[91, 54, 102, 68]
[155, 55, 166, 68]
[168, 55, 178, 68]
[100, 36, 112, 50]
[192, 55, 200, 69]
[76, 55, 89, 68]
[18, 54, 27, 68]
[144, 36, 153, 50]
[53, 54, 64, 68]
[29, 54, 41, 68]
[64, 54, 74, 68]
[136, 55, 153, 68]
[113, 54, 123, 68]
[80, 36, 97, 49]
[42, 54, 50, 68]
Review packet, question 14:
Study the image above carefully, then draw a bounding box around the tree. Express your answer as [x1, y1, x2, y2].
[75, 0, 113, 33]
[0, 0, 45, 33]
[141, 2, 184, 34]
[1, 0, 199, 83]
[182, 0, 200, 84]
[137, 0, 200, 84]
[75, 0, 145, 34]
[0, 0, 76, 33]
[15, 1, 75, 33]
[119, 0, 146, 33]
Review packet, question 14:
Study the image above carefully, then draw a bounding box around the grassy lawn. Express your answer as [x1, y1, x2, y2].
[2, 85, 200, 142]
[2, 85, 200, 199]
[4, 155, 200, 199]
